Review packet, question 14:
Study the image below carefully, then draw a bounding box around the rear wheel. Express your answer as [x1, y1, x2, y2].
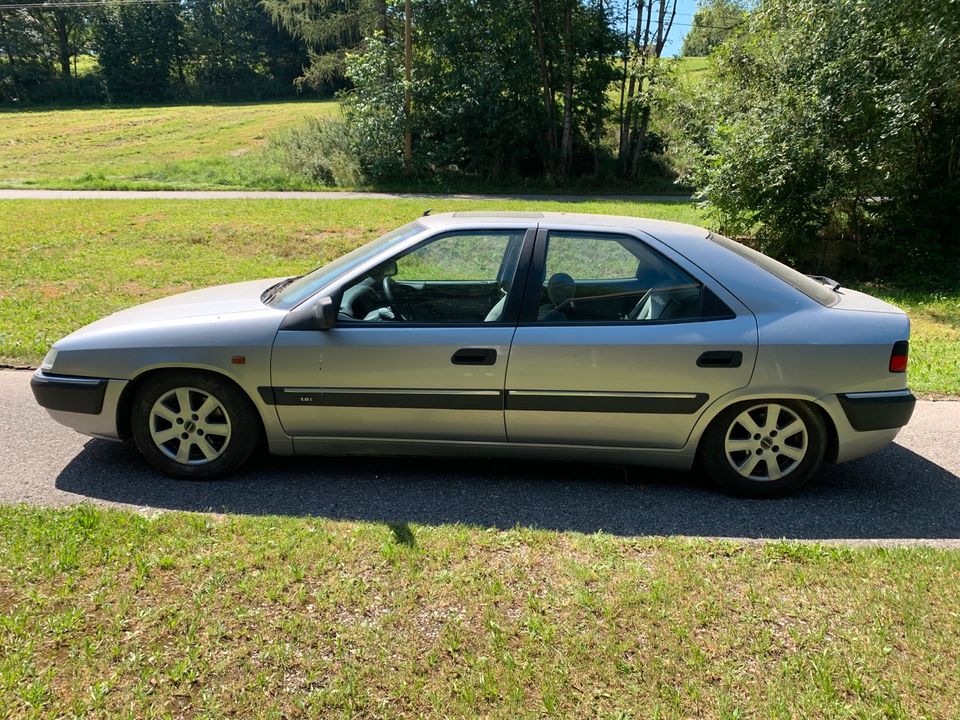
[700, 400, 826, 497]
[131, 372, 259, 479]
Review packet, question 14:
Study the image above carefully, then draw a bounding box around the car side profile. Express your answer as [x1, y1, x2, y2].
[31, 212, 916, 496]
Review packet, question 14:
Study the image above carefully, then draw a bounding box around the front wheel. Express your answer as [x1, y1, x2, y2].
[700, 400, 827, 497]
[131, 372, 259, 479]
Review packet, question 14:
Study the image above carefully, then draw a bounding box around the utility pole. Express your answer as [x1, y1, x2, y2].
[403, 0, 413, 171]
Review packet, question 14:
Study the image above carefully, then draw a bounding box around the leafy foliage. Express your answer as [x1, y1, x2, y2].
[92, 3, 183, 102]
[268, 116, 364, 186]
[674, 0, 960, 279]
[680, 0, 747, 57]
[2, 0, 310, 103]
[326, 0, 627, 184]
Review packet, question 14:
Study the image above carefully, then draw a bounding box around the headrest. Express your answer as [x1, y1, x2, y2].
[547, 272, 576, 307]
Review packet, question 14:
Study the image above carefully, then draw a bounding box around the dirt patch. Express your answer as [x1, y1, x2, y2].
[35, 279, 80, 299]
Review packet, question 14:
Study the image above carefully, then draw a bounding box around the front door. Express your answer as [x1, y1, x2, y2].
[271, 227, 533, 441]
[504, 229, 758, 449]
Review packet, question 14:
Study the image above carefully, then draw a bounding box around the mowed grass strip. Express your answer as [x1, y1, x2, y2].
[0, 198, 705, 365]
[0, 101, 338, 190]
[1, 505, 958, 719]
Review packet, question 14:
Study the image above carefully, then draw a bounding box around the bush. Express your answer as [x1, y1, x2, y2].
[268, 117, 364, 187]
[674, 0, 960, 281]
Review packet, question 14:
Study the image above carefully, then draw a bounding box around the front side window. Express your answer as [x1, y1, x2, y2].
[533, 231, 729, 323]
[339, 230, 526, 323]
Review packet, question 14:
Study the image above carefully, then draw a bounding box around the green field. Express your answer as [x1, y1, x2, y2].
[675, 55, 713, 86]
[0, 101, 338, 190]
[1, 198, 956, 394]
[1, 504, 958, 719]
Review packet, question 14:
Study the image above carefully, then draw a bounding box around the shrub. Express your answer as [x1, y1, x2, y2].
[268, 117, 364, 187]
[674, 0, 960, 281]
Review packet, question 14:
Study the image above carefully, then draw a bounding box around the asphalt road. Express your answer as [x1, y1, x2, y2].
[0, 189, 692, 203]
[2, 369, 958, 546]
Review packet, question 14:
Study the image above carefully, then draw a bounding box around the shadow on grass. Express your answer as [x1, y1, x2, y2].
[54, 439, 960, 540]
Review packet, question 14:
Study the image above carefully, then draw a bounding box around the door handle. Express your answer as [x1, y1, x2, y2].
[452, 348, 497, 365]
[697, 350, 743, 368]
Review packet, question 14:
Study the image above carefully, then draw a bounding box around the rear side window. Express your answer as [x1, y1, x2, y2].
[707, 233, 839, 307]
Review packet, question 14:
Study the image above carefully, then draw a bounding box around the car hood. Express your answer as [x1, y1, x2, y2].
[67, 277, 286, 337]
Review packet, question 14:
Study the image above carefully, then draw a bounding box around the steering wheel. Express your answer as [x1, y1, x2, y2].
[382, 277, 414, 320]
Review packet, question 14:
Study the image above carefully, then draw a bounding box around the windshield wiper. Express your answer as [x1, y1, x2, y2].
[261, 276, 299, 305]
[808, 274, 841, 291]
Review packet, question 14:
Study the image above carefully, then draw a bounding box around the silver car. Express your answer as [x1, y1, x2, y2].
[31, 212, 915, 496]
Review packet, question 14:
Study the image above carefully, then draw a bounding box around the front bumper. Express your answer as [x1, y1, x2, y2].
[838, 389, 916, 431]
[31, 370, 108, 414]
[31, 369, 126, 439]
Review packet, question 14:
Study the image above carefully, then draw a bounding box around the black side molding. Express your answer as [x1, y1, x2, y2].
[505, 392, 708, 414]
[257, 387, 503, 411]
[838, 391, 916, 431]
[31, 372, 108, 415]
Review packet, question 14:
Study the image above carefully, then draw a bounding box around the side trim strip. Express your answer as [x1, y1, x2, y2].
[260, 387, 503, 410]
[506, 390, 708, 414]
[257, 387, 709, 414]
[843, 389, 914, 400]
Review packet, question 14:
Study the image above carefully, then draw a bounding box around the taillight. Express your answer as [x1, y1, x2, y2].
[889, 341, 909, 373]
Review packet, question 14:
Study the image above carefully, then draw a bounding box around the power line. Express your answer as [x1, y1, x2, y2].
[0, 0, 179, 8]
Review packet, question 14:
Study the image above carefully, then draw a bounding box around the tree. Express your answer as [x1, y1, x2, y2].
[617, 0, 678, 179]
[680, 0, 960, 278]
[680, 0, 746, 57]
[30, 1, 86, 80]
[182, 0, 306, 98]
[258, 0, 386, 91]
[93, 2, 183, 102]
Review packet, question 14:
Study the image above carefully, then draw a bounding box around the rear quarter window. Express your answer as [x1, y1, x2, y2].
[707, 233, 839, 307]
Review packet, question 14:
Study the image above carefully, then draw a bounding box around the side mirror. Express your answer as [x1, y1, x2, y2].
[280, 291, 341, 331]
[314, 295, 336, 330]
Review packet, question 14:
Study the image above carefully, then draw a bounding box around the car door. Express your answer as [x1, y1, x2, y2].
[270, 226, 535, 442]
[504, 228, 758, 449]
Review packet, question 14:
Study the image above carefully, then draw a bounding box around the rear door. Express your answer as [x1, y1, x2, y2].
[504, 228, 758, 449]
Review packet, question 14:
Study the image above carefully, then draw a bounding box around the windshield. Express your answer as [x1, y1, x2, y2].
[269, 221, 425, 309]
[707, 232, 839, 307]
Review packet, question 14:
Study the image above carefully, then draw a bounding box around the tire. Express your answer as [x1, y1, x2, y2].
[700, 400, 826, 497]
[131, 371, 260, 479]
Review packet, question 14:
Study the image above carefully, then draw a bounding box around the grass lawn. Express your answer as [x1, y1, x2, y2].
[864, 287, 960, 397]
[1, 505, 958, 719]
[1, 198, 956, 394]
[675, 55, 713, 87]
[0, 101, 338, 191]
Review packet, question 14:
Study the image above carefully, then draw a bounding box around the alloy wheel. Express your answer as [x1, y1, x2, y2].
[148, 386, 232, 465]
[723, 402, 808, 482]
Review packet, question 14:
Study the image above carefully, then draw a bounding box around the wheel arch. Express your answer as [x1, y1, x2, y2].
[689, 390, 841, 464]
[116, 366, 267, 445]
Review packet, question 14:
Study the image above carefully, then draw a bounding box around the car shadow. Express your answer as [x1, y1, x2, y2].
[55, 439, 960, 540]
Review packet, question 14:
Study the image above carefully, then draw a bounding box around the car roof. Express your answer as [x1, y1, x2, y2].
[418, 211, 709, 241]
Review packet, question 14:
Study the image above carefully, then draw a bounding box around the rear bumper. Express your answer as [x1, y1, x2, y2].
[31, 369, 126, 440]
[838, 389, 916, 431]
